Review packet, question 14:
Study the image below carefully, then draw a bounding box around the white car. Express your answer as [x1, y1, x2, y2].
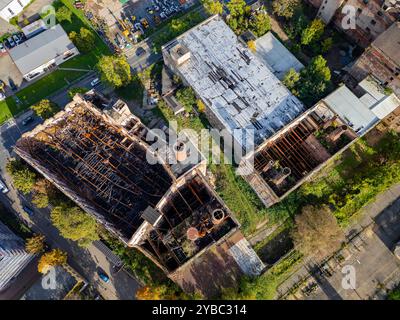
[0, 92, 5, 101]
[90, 78, 100, 87]
[394, 241, 400, 260]
[0, 179, 9, 193]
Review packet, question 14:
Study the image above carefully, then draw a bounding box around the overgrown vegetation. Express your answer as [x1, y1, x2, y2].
[31, 99, 60, 119]
[221, 250, 303, 299]
[268, 131, 400, 227]
[225, 0, 271, 36]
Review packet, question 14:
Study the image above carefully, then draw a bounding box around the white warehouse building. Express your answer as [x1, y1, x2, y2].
[0, 0, 30, 22]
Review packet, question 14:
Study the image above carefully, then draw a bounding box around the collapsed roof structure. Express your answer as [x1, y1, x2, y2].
[162, 15, 305, 152]
[241, 80, 400, 207]
[15, 92, 264, 297]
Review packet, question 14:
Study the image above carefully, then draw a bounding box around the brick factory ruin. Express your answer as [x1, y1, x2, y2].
[15, 91, 264, 297]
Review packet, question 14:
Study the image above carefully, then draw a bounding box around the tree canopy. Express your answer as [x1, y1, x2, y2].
[25, 234, 46, 254]
[31, 99, 59, 119]
[227, 0, 247, 17]
[272, 0, 301, 19]
[51, 204, 99, 247]
[97, 55, 132, 88]
[249, 11, 271, 37]
[301, 19, 325, 45]
[202, 0, 224, 15]
[6, 159, 37, 194]
[291, 205, 344, 261]
[38, 249, 67, 274]
[69, 28, 96, 53]
[56, 5, 72, 23]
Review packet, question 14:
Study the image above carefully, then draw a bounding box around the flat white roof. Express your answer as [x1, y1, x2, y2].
[163, 15, 305, 149]
[323, 84, 400, 135]
[255, 32, 304, 80]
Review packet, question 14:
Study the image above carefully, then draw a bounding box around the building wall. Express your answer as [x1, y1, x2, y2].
[349, 47, 400, 97]
[0, 220, 34, 291]
[24, 47, 79, 81]
[0, 0, 30, 22]
[308, 0, 398, 47]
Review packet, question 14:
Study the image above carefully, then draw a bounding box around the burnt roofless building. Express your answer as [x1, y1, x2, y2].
[15, 92, 264, 297]
[241, 81, 400, 208]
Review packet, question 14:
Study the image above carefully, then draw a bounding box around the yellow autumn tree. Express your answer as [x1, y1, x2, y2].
[38, 249, 67, 274]
[196, 99, 206, 113]
[247, 40, 256, 52]
[25, 234, 46, 254]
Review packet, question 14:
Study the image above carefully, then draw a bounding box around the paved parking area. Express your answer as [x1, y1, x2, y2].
[0, 53, 23, 95]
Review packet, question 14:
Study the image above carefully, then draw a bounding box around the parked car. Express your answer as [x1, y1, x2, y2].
[13, 34, 21, 45]
[90, 78, 101, 87]
[0, 92, 5, 101]
[22, 116, 34, 126]
[22, 206, 34, 216]
[6, 37, 15, 48]
[136, 47, 146, 56]
[0, 179, 9, 193]
[8, 79, 17, 91]
[394, 241, 400, 260]
[0, 42, 6, 53]
[97, 271, 110, 283]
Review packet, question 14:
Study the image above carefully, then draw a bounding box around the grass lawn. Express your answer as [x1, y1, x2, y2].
[0, 0, 110, 125]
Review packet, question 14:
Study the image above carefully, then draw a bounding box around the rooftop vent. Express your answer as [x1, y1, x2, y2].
[170, 43, 191, 66]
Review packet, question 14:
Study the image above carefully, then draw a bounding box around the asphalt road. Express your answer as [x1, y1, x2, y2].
[0, 85, 141, 300]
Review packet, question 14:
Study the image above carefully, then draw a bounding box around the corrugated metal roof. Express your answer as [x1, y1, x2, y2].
[323, 85, 378, 135]
[9, 24, 77, 75]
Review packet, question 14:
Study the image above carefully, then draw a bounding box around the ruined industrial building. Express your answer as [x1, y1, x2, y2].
[15, 92, 264, 297]
[162, 15, 305, 151]
[241, 78, 400, 207]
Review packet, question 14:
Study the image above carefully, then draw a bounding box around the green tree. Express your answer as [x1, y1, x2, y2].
[301, 19, 325, 45]
[227, 0, 247, 17]
[321, 37, 333, 53]
[176, 87, 196, 113]
[56, 5, 72, 23]
[69, 28, 95, 53]
[51, 204, 99, 247]
[31, 99, 59, 119]
[68, 87, 88, 99]
[272, 0, 300, 19]
[283, 68, 300, 94]
[6, 159, 37, 194]
[202, 0, 224, 15]
[97, 55, 132, 88]
[249, 11, 271, 37]
[291, 205, 344, 261]
[298, 55, 331, 105]
[38, 249, 67, 274]
[25, 234, 46, 254]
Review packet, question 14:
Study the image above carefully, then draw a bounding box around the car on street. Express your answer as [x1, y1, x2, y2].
[22, 116, 34, 126]
[0, 42, 6, 53]
[22, 206, 34, 216]
[13, 34, 21, 45]
[7, 37, 15, 48]
[90, 78, 101, 87]
[97, 270, 110, 283]
[0, 179, 9, 193]
[136, 47, 146, 56]
[8, 79, 17, 91]
[394, 241, 400, 260]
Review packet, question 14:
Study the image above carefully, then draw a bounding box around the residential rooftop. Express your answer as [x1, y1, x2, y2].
[9, 24, 76, 75]
[162, 15, 305, 150]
